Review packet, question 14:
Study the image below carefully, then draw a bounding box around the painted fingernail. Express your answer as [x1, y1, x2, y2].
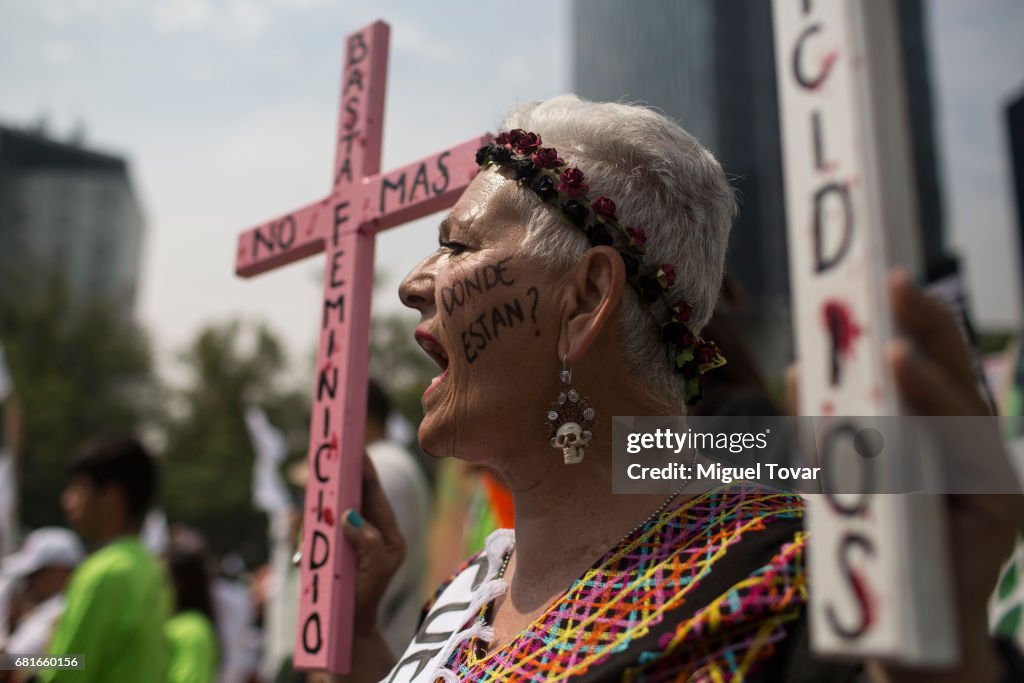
[345, 509, 363, 528]
[902, 269, 928, 289]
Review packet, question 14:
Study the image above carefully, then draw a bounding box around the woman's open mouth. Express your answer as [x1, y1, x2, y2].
[415, 328, 450, 399]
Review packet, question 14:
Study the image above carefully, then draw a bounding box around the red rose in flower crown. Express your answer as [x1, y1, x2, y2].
[514, 132, 542, 155]
[532, 147, 564, 169]
[674, 302, 693, 323]
[625, 227, 647, 246]
[657, 264, 676, 289]
[556, 168, 589, 198]
[591, 196, 616, 219]
[696, 343, 719, 364]
[506, 129, 527, 149]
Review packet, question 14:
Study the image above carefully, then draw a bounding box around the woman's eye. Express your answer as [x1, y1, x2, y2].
[439, 240, 467, 257]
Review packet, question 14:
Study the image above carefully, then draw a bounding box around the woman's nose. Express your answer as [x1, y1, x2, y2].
[399, 254, 437, 311]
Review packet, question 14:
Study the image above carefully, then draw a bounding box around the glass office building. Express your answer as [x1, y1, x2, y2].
[0, 124, 145, 320]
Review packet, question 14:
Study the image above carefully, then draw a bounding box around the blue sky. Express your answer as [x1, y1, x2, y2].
[0, 0, 1020, 378]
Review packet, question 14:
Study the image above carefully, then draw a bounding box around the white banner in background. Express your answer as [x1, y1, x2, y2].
[245, 406, 291, 514]
[0, 345, 11, 403]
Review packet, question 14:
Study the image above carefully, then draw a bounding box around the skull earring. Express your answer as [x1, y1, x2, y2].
[546, 356, 595, 464]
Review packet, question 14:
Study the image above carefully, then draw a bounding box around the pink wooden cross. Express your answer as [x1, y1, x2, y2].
[234, 20, 487, 674]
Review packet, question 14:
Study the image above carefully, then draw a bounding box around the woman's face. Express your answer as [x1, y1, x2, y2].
[399, 171, 563, 463]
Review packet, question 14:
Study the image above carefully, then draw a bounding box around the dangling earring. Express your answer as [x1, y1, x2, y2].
[546, 356, 595, 464]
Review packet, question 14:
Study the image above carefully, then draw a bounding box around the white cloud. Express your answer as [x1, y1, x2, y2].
[224, 0, 271, 39]
[390, 17, 461, 65]
[30, 0, 139, 26]
[40, 40, 75, 65]
[150, 0, 278, 40]
[268, 0, 333, 9]
[38, 4, 74, 25]
[152, 0, 214, 33]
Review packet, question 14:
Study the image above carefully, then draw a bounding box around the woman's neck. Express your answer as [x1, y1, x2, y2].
[497, 395, 685, 609]
[482, 349, 684, 603]
[511, 465, 674, 585]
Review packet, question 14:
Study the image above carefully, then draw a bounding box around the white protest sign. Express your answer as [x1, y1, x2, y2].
[772, 0, 957, 665]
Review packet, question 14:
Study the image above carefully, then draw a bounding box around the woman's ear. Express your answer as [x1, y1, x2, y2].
[559, 246, 625, 364]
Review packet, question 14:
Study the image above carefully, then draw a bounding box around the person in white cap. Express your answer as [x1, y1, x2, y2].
[0, 527, 84, 658]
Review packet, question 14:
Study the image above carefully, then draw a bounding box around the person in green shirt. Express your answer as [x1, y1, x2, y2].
[40, 435, 171, 683]
[164, 529, 219, 683]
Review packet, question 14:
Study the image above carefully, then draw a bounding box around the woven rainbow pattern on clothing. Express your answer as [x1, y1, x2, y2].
[626, 529, 807, 682]
[444, 487, 806, 682]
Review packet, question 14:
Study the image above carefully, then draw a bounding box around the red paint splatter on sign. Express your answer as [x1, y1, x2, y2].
[810, 52, 840, 92]
[822, 300, 862, 357]
[850, 567, 877, 630]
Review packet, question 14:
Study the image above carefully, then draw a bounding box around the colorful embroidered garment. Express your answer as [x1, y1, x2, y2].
[383, 485, 853, 682]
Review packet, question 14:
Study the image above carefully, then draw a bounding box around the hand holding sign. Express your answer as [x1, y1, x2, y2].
[788, 272, 1024, 680]
[340, 454, 406, 636]
[886, 271, 987, 417]
[302, 454, 406, 683]
[866, 272, 1024, 682]
[308, 454, 406, 682]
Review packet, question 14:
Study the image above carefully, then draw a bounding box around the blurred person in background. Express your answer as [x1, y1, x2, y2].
[0, 528, 83, 682]
[363, 378, 431, 654]
[39, 434, 170, 683]
[211, 553, 262, 683]
[165, 528, 218, 683]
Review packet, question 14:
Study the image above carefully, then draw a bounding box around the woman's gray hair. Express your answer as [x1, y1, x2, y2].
[499, 95, 736, 410]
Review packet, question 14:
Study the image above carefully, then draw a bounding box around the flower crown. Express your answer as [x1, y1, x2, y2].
[475, 129, 726, 405]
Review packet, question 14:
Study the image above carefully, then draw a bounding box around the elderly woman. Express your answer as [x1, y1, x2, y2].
[335, 96, 1022, 682]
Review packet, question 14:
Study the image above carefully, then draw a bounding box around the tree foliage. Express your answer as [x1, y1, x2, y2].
[161, 310, 438, 564]
[0, 274, 157, 529]
[159, 320, 308, 566]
